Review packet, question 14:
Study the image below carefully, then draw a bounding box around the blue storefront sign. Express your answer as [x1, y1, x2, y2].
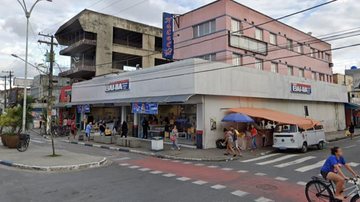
[105, 79, 130, 93]
[132, 103, 159, 115]
[162, 12, 174, 60]
[77, 105, 91, 113]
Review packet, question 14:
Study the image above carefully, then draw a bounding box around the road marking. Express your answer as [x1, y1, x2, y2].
[231, 190, 248, 197]
[163, 173, 176, 177]
[183, 162, 192, 164]
[177, 177, 191, 181]
[172, 160, 181, 163]
[241, 153, 281, 163]
[255, 197, 274, 202]
[274, 156, 316, 168]
[274, 177, 288, 181]
[139, 168, 151, 172]
[255, 173, 267, 176]
[221, 168, 234, 171]
[129, 165, 140, 169]
[113, 157, 130, 161]
[297, 181, 307, 186]
[348, 162, 360, 167]
[344, 145, 356, 149]
[257, 154, 299, 165]
[207, 165, 219, 168]
[237, 170, 249, 173]
[119, 163, 130, 166]
[211, 184, 226, 190]
[150, 171, 163, 174]
[161, 158, 170, 161]
[192, 180, 208, 185]
[296, 160, 325, 172]
[194, 163, 205, 166]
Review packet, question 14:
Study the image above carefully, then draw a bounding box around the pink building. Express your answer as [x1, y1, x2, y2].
[174, 0, 333, 82]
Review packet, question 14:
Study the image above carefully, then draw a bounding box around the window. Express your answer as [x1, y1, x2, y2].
[287, 39, 293, 51]
[232, 53, 242, 66]
[319, 73, 325, 81]
[193, 19, 216, 38]
[230, 35, 267, 55]
[318, 51, 321, 58]
[312, 72, 317, 80]
[299, 68, 305, 78]
[325, 53, 331, 61]
[231, 19, 242, 35]
[255, 28, 263, 40]
[310, 48, 315, 57]
[296, 43, 303, 54]
[271, 62, 278, 73]
[255, 58, 263, 70]
[288, 66, 294, 76]
[269, 33, 277, 45]
[198, 53, 216, 61]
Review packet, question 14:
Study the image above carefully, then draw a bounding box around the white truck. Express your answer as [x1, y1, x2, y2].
[273, 124, 326, 153]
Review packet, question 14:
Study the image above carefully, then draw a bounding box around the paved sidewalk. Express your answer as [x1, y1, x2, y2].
[326, 129, 359, 142]
[0, 142, 107, 172]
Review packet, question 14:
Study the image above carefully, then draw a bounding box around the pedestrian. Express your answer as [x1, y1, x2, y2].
[349, 122, 355, 140]
[121, 121, 128, 138]
[70, 120, 77, 140]
[250, 125, 258, 151]
[99, 121, 106, 136]
[142, 118, 150, 139]
[105, 127, 112, 136]
[224, 128, 236, 157]
[85, 122, 92, 141]
[230, 127, 241, 156]
[170, 125, 180, 150]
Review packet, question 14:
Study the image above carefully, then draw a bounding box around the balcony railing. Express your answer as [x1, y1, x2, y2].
[229, 34, 268, 55]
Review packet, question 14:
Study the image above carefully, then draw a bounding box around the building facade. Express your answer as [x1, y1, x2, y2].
[31, 74, 70, 103]
[55, 10, 167, 82]
[174, 0, 333, 83]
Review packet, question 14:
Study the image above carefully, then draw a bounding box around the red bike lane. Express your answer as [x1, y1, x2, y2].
[127, 157, 306, 202]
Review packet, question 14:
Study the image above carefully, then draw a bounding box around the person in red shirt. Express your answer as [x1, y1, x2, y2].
[250, 125, 258, 151]
[70, 120, 77, 140]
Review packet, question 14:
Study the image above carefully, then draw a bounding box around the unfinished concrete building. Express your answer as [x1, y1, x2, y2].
[55, 10, 166, 82]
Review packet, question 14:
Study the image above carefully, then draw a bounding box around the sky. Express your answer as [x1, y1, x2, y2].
[0, 0, 359, 83]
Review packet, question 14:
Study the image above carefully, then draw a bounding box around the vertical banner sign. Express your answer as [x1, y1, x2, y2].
[162, 12, 174, 60]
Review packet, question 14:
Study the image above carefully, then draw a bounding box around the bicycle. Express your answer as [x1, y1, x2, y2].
[305, 176, 360, 202]
[17, 133, 30, 152]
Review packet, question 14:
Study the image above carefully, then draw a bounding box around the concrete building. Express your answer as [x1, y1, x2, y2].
[174, 0, 333, 83]
[68, 59, 347, 149]
[55, 10, 167, 82]
[30, 74, 70, 103]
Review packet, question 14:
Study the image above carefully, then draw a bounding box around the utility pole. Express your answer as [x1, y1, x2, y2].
[2, 70, 14, 107]
[38, 33, 57, 156]
[0, 75, 7, 109]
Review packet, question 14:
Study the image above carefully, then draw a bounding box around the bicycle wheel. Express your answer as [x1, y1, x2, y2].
[305, 180, 334, 202]
[17, 139, 29, 152]
[351, 194, 359, 202]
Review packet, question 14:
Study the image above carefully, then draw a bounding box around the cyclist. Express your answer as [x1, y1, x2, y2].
[320, 146, 360, 201]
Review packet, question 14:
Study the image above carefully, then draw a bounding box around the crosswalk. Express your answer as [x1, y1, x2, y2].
[242, 154, 360, 174]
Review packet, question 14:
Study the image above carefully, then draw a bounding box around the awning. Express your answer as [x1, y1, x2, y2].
[55, 94, 194, 107]
[345, 103, 360, 110]
[229, 107, 320, 130]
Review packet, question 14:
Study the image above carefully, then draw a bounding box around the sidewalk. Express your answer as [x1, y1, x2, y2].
[326, 129, 359, 142]
[0, 142, 107, 172]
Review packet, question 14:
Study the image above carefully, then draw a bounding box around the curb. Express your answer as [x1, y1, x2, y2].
[65, 140, 236, 162]
[0, 157, 108, 172]
[327, 134, 359, 143]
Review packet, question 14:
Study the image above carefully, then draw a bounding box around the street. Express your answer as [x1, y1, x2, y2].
[0, 136, 359, 202]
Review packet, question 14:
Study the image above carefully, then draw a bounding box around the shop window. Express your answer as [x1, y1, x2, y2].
[255, 58, 263, 70]
[232, 53, 242, 66]
[193, 19, 216, 38]
[288, 66, 294, 76]
[255, 28, 263, 41]
[299, 68, 305, 78]
[231, 19, 242, 35]
[269, 33, 277, 45]
[271, 62, 278, 73]
[287, 39, 293, 51]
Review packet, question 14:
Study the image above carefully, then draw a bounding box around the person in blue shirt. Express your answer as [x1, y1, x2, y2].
[320, 147, 359, 200]
[85, 122, 92, 141]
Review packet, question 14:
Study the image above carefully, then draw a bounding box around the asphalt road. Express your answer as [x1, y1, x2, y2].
[0, 135, 359, 202]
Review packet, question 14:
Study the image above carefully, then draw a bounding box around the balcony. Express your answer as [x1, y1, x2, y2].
[59, 59, 96, 79]
[229, 34, 268, 55]
[59, 31, 97, 56]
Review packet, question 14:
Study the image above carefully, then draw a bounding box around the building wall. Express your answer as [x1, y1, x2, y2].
[174, 0, 333, 83]
[202, 95, 346, 149]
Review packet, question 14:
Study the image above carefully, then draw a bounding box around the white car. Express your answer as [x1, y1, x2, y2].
[273, 124, 326, 153]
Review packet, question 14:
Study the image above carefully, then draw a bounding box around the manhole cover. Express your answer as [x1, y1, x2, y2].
[256, 184, 278, 191]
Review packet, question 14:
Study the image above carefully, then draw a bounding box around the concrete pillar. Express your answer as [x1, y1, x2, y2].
[196, 103, 205, 149]
[95, 22, 113, 76]
[142, 34, 155, 68]
[133, 113, 140, 137]
[121, 106, 127, 123]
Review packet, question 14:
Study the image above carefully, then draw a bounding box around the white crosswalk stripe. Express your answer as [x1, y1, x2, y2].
[139, 168, 151, 172]
[231, 190, 248, 197]
[241, 153, 281, 163]
[255, 197, 274, 202]
[297, 181, 307, 186]
[163, 173, 176, 177]
[211, 184, 226, 190]
[296, 160, 325, 173]
[274, 177, 288, 181]
[176, 177, 191, 181]
[348, 162, 360, 167]
[192, 180, 208, 185]
[256, 154, 299, 165]
[274, 156, 316, 168]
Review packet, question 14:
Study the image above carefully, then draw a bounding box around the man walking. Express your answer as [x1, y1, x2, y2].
[142, 118, 150, 139]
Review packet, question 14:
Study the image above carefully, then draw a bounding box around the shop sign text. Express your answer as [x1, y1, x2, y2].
[105, 79, 130, 93]
[291, 83, 312, 95]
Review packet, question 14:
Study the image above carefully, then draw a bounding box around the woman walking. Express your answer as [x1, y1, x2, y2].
[250, 125, 258, 151]
[224, 128, 236, 157]
[349, 122, 355, 140]
[170, 125, 180, 151]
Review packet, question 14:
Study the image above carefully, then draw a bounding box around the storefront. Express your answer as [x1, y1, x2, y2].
[70, 59, 348, 149]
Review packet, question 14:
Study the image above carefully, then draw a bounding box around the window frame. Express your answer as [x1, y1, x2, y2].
[193, 19, 217, 38]
[231, 19, 242, 35]
[287, 39, 293, 51]
[299, 68, 305, 78]
[255, 28, 264, 41]
[255, 58, 264, 70]
[288, 65, 294, 76]
[271, 62, 279, 73]
[269, 32, 277, 45]
[232, 53, 242, 66]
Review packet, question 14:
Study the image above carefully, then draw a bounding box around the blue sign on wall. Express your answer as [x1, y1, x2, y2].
[77, 105, 91, 113]
[105, 79, 130, 93]
[132, 103, 159, 115]
[162, 12, 174, 60]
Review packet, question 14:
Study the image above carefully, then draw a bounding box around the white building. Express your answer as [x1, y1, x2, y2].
[70, 59, 347, 149]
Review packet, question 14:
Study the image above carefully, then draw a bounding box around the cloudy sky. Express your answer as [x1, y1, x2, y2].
[0, 0, 359, 82]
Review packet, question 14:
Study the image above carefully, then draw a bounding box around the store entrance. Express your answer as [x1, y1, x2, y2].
[138, 104, 197, 146]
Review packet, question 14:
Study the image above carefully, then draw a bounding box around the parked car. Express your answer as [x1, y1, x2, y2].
[273, 124, 325, 153]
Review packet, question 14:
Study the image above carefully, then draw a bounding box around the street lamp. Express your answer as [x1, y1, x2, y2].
[16, 0, 52, 132]
[11, 54, 47, 74]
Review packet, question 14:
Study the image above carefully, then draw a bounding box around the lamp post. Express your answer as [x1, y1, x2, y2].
[16, 0, 52, 132]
